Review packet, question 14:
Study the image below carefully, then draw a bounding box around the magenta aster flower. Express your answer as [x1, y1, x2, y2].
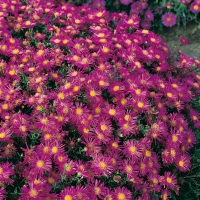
[162, 172, 177, 189]
[91, 154, 114, 176]
[162, 13, 177, 27]
[87, 179, 107, 199]
[120, 0, 132, 5]
[30, 154, 52, 176]
[60, 187, 76, 200]
[113, 187, 132, 200]
[176, 154, 191, 172]
[145, 9, 154, 21]
[190, 2, 200, 12]
[0, 162, 14, 184]
[130, 1, 144, 15]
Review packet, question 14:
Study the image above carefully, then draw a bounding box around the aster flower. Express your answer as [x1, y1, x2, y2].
[130, 1, 144, 15]
[145, 9, 154, 21]
[162, 172, 177, 189]
[118, 118, 136, 137]
[176, 154, 191, 172]
[0, 128, 12, 141]
[0, 162, 14, 184]
[60, 187, 76, 200]
[162, 13, 177, 27]
[64, 160, 76, 178]
[120, 159, 138, 179]
[132, 97, 150, 112]
[148, 174, 162, 192]
[75, 185, 89, 200]
[190, 2, 200, 12]
[21, 183, 44, 200]
[161, 189, 171, 200]
[102, 104, 121, 120]
[87, 179, 107, 199]
[82, 137, 102, 156]
[113, 187, 132, 200]
[189, 108, 200, 128]
[91, 154, 114, 176]
[120, 0, 132, 5]
[30, 154, 52, 176]
[122, 140, 143, 160]
[70, 103, 89, 125]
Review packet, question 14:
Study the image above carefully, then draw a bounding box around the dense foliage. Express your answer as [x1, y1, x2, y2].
[0, 0, 200, 200]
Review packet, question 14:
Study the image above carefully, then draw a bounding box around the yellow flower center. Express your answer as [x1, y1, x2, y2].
[99, 80, 105, 86]
[179, 160, 184, 167]
[118, 193, 125, 200]
[102, 47, 109, 53]
[172, 135, 178, 142]
[99, 161, 107, 170]
[166, 17, 172, 22]
[126, 165, 132, 173]
[129, 146, 136, 153]
[94, 187, 100, 195]
[194, 5, 199, 10]
[137, 102, 144, 108]
[9, 70, 15, 75]
[36, 160, 44, 168]
[58, 92, 65, 99]
[109, 109, 116, 116]
[113, 86, 119, 91]
[29, 189, 38, 198]
[167, 93, 173, 98]
[101, 124, 107, 131]
[64, 195, 72, 200]
[0, 167, 3, 174]
[52, 146, 58, 153]
[95, 107, 101, 114]
[76, 108, 83, 115]
[0, 132, 5, 138]
[90, 90, 96, 97]
[166, 177, 172, 183]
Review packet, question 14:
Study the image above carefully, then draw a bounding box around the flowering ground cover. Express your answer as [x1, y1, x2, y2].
[0, 0, 200, 200]
[73, 0, 200, 31]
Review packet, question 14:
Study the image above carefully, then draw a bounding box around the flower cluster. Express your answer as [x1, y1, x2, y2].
[0, 0, 200, 199]
[85, 0, 200, 29]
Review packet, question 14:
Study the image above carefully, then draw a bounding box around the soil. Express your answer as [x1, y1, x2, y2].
[157, 21, 200, 60]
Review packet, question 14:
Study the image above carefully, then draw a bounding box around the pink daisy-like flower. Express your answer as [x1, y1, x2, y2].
[91, 154, 113, 176]
[113, 187, 132, 200]
[162, 172, 177, 189]
[130, 2, 144, 15]
[21, 183, 43, 200]
[60, 187, 76, 200]
[122, 139, 143, 160]
[118, 118, 136, 137]
[0, 162, 14, 184]
[162, 13, 177, 27]
[145, 9, 154, 21]
[87, 179, 107, 199]
[120, 0, 132, 5]
[190, 2, 200, 13]
[175, 154, 191, 172]
[161, 189, 171, 200]
[30, 154, 52, 176]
